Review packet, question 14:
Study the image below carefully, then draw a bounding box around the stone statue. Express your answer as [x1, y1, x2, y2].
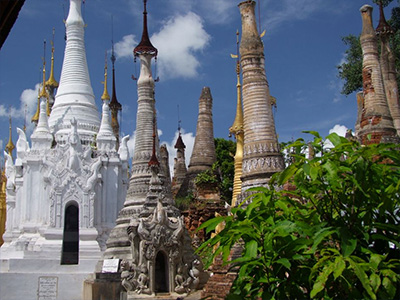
[4, 151, 15, 191]
[118, 135, 130, 161]
[121, 260, 137, 292]
[16, 127, 29, 165]
[136, 265, 151, 295]
[67, 118, 82, 172]
[174, 265, 189, 294]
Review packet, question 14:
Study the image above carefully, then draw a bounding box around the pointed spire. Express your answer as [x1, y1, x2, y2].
[376, 1, 394, 36]
[48, 0, 100, 145]
[229, 30, 244, 207]
[5, 114, 15, 159]
[31, 91, 40, 124]
[134, 0, 158, 57]
[148, 110, 159, 167]
[39, 41, 49, 100]
[101, 52, 110, 101]
[46, 28, 59, 89]
[31, 98, 53, 150]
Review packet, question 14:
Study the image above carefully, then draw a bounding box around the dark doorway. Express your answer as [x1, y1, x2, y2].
[155, 251, 168, 293]
[61, 203, 79, 264]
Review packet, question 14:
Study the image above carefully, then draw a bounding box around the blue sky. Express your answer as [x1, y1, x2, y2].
[0, 0, 396, 166]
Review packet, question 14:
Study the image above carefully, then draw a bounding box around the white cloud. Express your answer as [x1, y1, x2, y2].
[161, 129, 195, 178]
[324, 124, 348, 149]
[0, 83, 40, 136]
[114, 34, 138, 60]
[329, 124, 348, 137]
[126, 131, 136, 158]
[151, 12, 210, 79]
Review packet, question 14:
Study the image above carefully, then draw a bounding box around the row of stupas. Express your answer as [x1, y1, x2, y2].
[3, 1, 398, 300]
[356, 4, 400, 144]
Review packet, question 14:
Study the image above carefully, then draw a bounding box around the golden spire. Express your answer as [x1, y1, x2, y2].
[45, 29, 59, 89]
[5, 114, 15, 159]
[39, 41, 49, 100]
[31, 89, 40, 124]
[229, 30, 244, 207]
[101, 51, 110, 101]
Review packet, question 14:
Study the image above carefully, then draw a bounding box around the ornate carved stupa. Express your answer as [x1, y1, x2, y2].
[376, 2, 400, 136]
[239, 0, 284, 199]
[357, 5, 399, 144]
[0, 1, 129, 299]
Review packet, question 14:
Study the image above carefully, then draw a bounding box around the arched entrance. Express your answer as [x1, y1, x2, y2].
[155, 251, 168, 293]
[61, 203, 79, 265]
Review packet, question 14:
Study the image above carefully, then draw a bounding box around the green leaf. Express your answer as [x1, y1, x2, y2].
[245, 240, 258, 258]
[339, 227, 357, 257]
[327, 132, 341, 147]
[382, 277, 396, 299]
[347, 257, 377, 300]
[333, 256, 346, 280]
[309, 227, 337, 253]
[369, 273, 381, 294]
[370, 254, 383, 270]
[275, 258, 291, 269]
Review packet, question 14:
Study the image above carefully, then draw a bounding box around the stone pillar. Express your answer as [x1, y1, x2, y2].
[358, 5, 398, 144]
[376, 3, 400, 136]
[239, 0, 284, 196]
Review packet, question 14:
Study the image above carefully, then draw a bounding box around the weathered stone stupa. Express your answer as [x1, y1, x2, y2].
[176, 87, 217, 198]
[91, 2, 206, 299]
[102, 0, 170, 262]
[171, 132, 187, 198]
[376, 3, 400, 136]
[357, 5, 399, 144]
[239, 0, 284, 199]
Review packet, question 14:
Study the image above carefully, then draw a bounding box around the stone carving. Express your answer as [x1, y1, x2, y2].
[118, 135, 130, 161]
[122, 197, 206, 296]
[4, 151, 15, 191]
[121, 260, 138, 292]
[16, 127, 30, 165]
[136, 265, 151, 295]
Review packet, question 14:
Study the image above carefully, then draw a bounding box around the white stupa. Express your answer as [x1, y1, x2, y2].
[0, 1, 129, 299]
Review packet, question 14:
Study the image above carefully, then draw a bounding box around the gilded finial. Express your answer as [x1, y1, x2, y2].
[230, 30, 244, 135]
[46, 28, 59, 88]
[31, 85, 40, 124]
[101, 51, 110, 101]
[5, 113, 15, 159]
[39, 40, 49, 100]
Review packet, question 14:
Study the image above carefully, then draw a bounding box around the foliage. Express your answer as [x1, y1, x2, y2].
[337, 1, 400, 95]
[337, 35, 363, 95]
[198, 132, 400, 299]
[194, 164, 219, 186]
[174, 194, 192, 211]
[214, 138, 236, 201]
